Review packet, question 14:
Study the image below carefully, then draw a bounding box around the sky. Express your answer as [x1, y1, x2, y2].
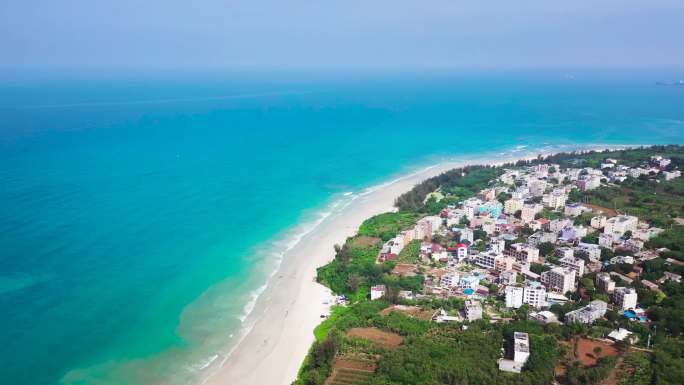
[1, 0, 684, 70]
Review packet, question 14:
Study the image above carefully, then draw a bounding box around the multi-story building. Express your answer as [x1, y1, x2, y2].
[559, 256, 585, 277]
[564, 202, 584, 217]
[464, 299, 483, 321]
[504, 243, 540, 263]
[565, 300, 607, 324]
[523, 281, 547, 308]
[460, 228, 474, 243]
[555, 247, 574, 259]
[576, 176, 601, 191]
[504, 198, 525, 215]
[513, 332, 530, 364]
[577, 242, 602, 260]
[604, 215, 638, 237]
[499, 270, 517, 285]
[613, 287, 638, 311]
[529, 180, 547, 197]
[505, 285, 524, 308]
[591, 216, 607, 229]
[498, 332, 530, 373]
[542, 189, 567, 210]
[474, 251, 502, 270]
[595, 272, 616, 294]
[521, 203, 543, 223]
[541, 267, 576, 293]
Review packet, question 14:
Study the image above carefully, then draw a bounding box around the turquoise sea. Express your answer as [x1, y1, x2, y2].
[1, 70, 683, 385]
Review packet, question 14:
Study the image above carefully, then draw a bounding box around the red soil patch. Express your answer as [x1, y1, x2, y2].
[584, 203, 618, 217]
[380, 305, 435, 320]
[347, 327, 404, 349]
[326, 356, 377, 385]
[391, 263, 418, 277]
[334, 358, 376, 372]
[574, 338, 619, 366]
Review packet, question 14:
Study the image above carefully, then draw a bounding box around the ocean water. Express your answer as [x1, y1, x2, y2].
[1, 69, 683, 385]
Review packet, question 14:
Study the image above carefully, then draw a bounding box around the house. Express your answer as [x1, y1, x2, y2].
[651, 155, 671, 168]
[663, 170, 681, 180]
[370, 285, 386, 300]
[530, 310, 559, 324]
[608, 328, 635, 343]
[660, 271, 682, 284]
[564, 202, 585, 217]
[565, 300, 608, 324]
[641, 279, 660, 292]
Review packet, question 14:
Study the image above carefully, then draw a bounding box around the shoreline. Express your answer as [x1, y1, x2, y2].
[199, 143, 642, 385]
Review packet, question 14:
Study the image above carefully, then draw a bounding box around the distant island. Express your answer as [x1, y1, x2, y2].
[293, 145, 684, 385]
[656, 80, 684, 86]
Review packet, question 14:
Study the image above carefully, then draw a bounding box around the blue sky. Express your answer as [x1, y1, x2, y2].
[1, 0, 683, 69]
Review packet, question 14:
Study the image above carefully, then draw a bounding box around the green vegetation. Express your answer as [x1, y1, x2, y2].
[396, 165, 503, 213]
[358, 212, 421, 241]
[618, 352, 653, 385]
[565, 356, 616, 385]
[646, 226, 684, 262]
[396, 239, 421, 263]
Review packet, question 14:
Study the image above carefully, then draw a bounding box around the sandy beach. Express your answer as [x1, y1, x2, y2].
[200, 146, 633, 385]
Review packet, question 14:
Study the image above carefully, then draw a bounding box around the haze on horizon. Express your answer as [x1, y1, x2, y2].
[1, 0, 684, 71]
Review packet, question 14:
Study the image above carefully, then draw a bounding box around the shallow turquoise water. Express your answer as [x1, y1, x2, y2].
[1, 70, 683, 385]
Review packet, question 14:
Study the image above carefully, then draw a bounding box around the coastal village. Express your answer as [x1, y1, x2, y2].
[298, 147, 684, 385]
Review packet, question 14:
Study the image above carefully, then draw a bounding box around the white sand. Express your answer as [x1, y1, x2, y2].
[200, 145, 635, 385]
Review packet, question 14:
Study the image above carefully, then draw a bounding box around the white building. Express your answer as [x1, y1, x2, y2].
[474, 251, 502, 270]
[521, 203, 543, 223]
[460, 228, 474, 243]
[663, 170, 681, 180]
[604, 215, 638, 237]
[577, 242, 602, 260]
[596, 272, 616, 294]
[529, 180, 547, 197]
[505, 285, 524, 309]
[523, 282, 547, 308]
[542, 189, 567, 210]
[498, 332, 530, 373]
[541, 267, 576, 293]
[591, 216, 607, 229]
[565, 300, 607, 324]
[370, 285, 386, 300]
[504, 198, 525, 215]
[564, 202, 584, 217]
[464, 299, 483, 321]
[613, 287, 638, 311]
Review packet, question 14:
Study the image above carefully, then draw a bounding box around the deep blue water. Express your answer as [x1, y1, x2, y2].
[1, 70, 683, 385]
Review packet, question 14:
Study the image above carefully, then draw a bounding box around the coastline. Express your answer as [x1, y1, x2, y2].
[199, 144, 640, 385]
